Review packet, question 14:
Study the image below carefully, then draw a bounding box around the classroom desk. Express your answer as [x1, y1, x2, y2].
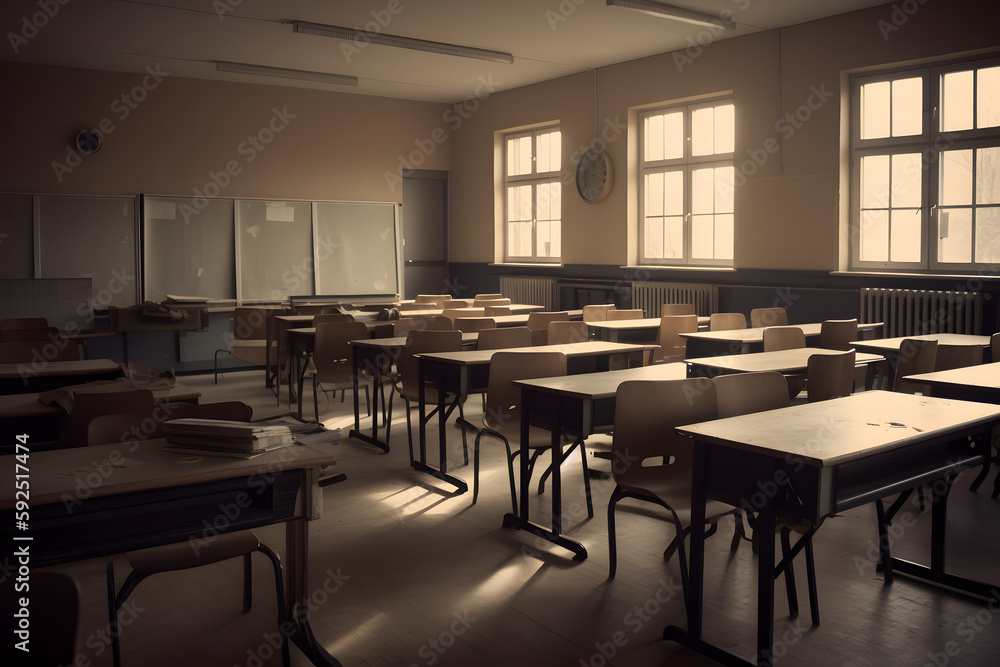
[0, 358, 124, 394]
[682, 321, 884, 358]
[850, 333, 992, 389]
[589, 316, 711, 342]
[507, 363, 687, 559]
[415, 342, 656, 493]
[685, 347, 885, 388]
[0, 439, 342, 666]
[664, 391, 1000, 667]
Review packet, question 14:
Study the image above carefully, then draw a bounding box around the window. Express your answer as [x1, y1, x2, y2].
[639, 100, 734, 266]
[504, 127, 561, 262]
[852, 57, 1000, 271]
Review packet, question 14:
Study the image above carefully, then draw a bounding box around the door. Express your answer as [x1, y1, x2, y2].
[401, 170, 448, 299]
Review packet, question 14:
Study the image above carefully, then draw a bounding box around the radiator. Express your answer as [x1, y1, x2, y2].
[631, 281, 719, 317]
[499, 276, 555, 310]
[860, 287, 985, 337]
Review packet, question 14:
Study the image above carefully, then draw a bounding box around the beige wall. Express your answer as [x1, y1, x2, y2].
[1, 61, 450, 203]
[450, 0, 1000, 270]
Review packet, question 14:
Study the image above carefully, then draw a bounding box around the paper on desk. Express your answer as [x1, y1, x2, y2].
[295, 428, 342, 446]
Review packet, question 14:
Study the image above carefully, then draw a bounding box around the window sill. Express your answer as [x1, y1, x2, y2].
[490, 262, 563, 268]
[831, 270, 1000, 281]
[621, 265, 736, 272]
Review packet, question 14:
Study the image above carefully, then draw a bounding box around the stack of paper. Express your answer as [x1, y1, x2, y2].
[163, 418, 295, 458]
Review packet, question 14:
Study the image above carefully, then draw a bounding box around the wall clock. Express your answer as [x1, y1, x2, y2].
[75, 129, 102, 155]
[576, 149, 613, 204]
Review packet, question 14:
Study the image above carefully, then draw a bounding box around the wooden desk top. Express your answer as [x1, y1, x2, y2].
[589, 317, 710, 331]
[0, 439, 337, 509]
[416, 341, 656, 366]
[677, 391, 1000, 468]
[513, 363, 686, 400]
[905, 361, 1000, 392]
[686, 348, 884, 374]
[681, 321, 883, 343]
[849, 333, 991, 351]
[0, 358, 122, 379]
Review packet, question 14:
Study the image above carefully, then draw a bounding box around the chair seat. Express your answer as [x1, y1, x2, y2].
[617, 480, 736, 526]
[126, 532, 261, 574]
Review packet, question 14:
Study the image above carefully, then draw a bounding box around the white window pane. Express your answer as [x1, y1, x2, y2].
[508, 221, 532, 257]
[891, 153, 922, 208]
[715, 213, 734, 260]
[861, 81, 890, 140]
[940, 150, 973, 206]
[977, 66, 1000, 129]
[645, 173, 664, 217]
[714, 104, 735, 154]
[645, 218, 664, 259]
[937, 208, 971, 263]
[691, 214, 714, 258]
[861, 155, 890, 209]
[664, 112, 684, 159]
[976, 207, 1000, 263]
[891, 77, 922, 137]
[976, 147, 1000, 204]
[664, 216, 683, 258]
[890, 209, 921, 263]
[536, 183, 553, 222]
[860, 210, 889, 262]
[664, 170, 684, 216]
[645, 115, 664, 162]
[941, 70, 974, 132]
[715, 166, 735, 212]
[692, 168, 714, 214]
[536, 130, 561, 173]
[691, 107, 714, 156]
[507, 136, 532, 176]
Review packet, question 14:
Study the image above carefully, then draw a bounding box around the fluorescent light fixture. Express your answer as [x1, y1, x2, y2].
[292, 21, 514, 64]
[216, 61, 358, 86]
[606, 0, 736, 31]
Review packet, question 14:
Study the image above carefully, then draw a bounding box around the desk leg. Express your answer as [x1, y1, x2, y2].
[347, 349, 390, 453]
[411, 359, 467, 492]
[285, 517, 341, 666]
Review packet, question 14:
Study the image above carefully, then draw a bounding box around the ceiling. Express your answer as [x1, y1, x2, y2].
[1, 0, 891, 103]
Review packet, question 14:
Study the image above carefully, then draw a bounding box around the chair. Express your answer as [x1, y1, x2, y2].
[473, 293, 503, 301]
[807, 350, 857, 402]
[309, 321, 373, 422]
[0, 326, 62, 342]
[60, 389, 156, 447]
[582, 304, 615, 322]
[312, 313, 355, 325]
[394, 315, 453, 336]
[661, 303, 697, 316]
[476, 326, 531, 350]
[934, 343, 984, 371]
[892, 338, 938, 393]
[106, 533, 289, 667]
[0, 340, 81, 362]
[606, 309, 644, 321]
[473, 351, 592, 517]
[1, 317, 48, 329]
[454, 317, 496, 333]
[709, 312, 746, 331]
[547, 320, 590, 344]
[441, 299, 473, 309]
[88, 410, 165, 445]
[607, 379, 744, 581]
[819, 319, 858, 351]
[526, 311, 570, 345]
[762, 326, 805, 352]
[655, 315, 698, 362]
[473, 297, 511, 308]
[750, 307, 789, 328]
[415, 294, 449, 304]
[484, 305, 513, 317]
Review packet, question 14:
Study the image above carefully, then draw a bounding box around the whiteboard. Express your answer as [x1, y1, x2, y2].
[314, 201, 401, 298]
[235, 199, 314, 302]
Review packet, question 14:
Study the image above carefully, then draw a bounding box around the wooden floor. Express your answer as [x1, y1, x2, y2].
[42, 370, 1000, 666]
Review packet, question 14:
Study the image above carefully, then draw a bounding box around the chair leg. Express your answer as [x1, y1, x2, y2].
[780, 527, 799, 618]
[473, 431, 484, 505]
[457, 399, 469, 466]
[505, 445, 520, 516]
[969, 459, 990, 493]
[579, 440, 593, 518]
[313, 377, 321, 423]
[537, 439, 581, 495]
[404, 398, 414, 462]
[385, 385, 396, 443]
[804, 535, 820, 626]
[363, 384, 371, 417]
[242, 552, 253, 612]
[255, 543, 291, 667]
[107, 558, 123, 667]
[607, 488, 621, 579]
[730, 512, 746, 552]
[875, 498, 894, 584]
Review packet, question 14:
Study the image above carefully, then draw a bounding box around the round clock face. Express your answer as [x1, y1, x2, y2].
[576, 150, 613, 204]
[75, 129, 102, 155]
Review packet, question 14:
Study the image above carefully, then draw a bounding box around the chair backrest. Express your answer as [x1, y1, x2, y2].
[807, 350, 856, 402]
[661, 303, 696, 316]
[484, 305, 513, 317]
[992, 332, 1000, 364]
[396, 302, 436, 311]
[442, 308, 485, 324]
[61, 389, 156, 447]
[606, 309, 644, 321]
[894, 338, 939, 393]
[474, 293, 503, 301]
[612, 379, 717, 485]
[313, 321, 370, 383]
[476, 326, 532, 350]
[473, 298, 511, 308]
[399, 330, 464, 398]
[312, 313, 355, 325]
[1, 317, 48, 330]
[232, 307, 271, 341]
[441, 299, 473, 309]
[656, 315, 699, 362]
[0, 340, 81, 362]
[750, 307, 788, 328]
[819, 319, 858, 351]
[713, 371, 790, 418]
[934, 344, 984, 371]
[394, 315, 453, 336]
[87, 410, 161, 445]
[582, 304, 615, 323]
[547, 320, 590, 344]
[709, 312, 747, 331]
[525, 311, 570, 330]
[483, 351, 567, 431]
[415, 294, 450, 304]
[762, 326, 805, 352]
[454, 317, 496, 333]
[0, 326, 62, 342]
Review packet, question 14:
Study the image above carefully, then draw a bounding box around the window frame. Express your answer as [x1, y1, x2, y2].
[638, 98, 735, 267]
[502, 126, 562, 263]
